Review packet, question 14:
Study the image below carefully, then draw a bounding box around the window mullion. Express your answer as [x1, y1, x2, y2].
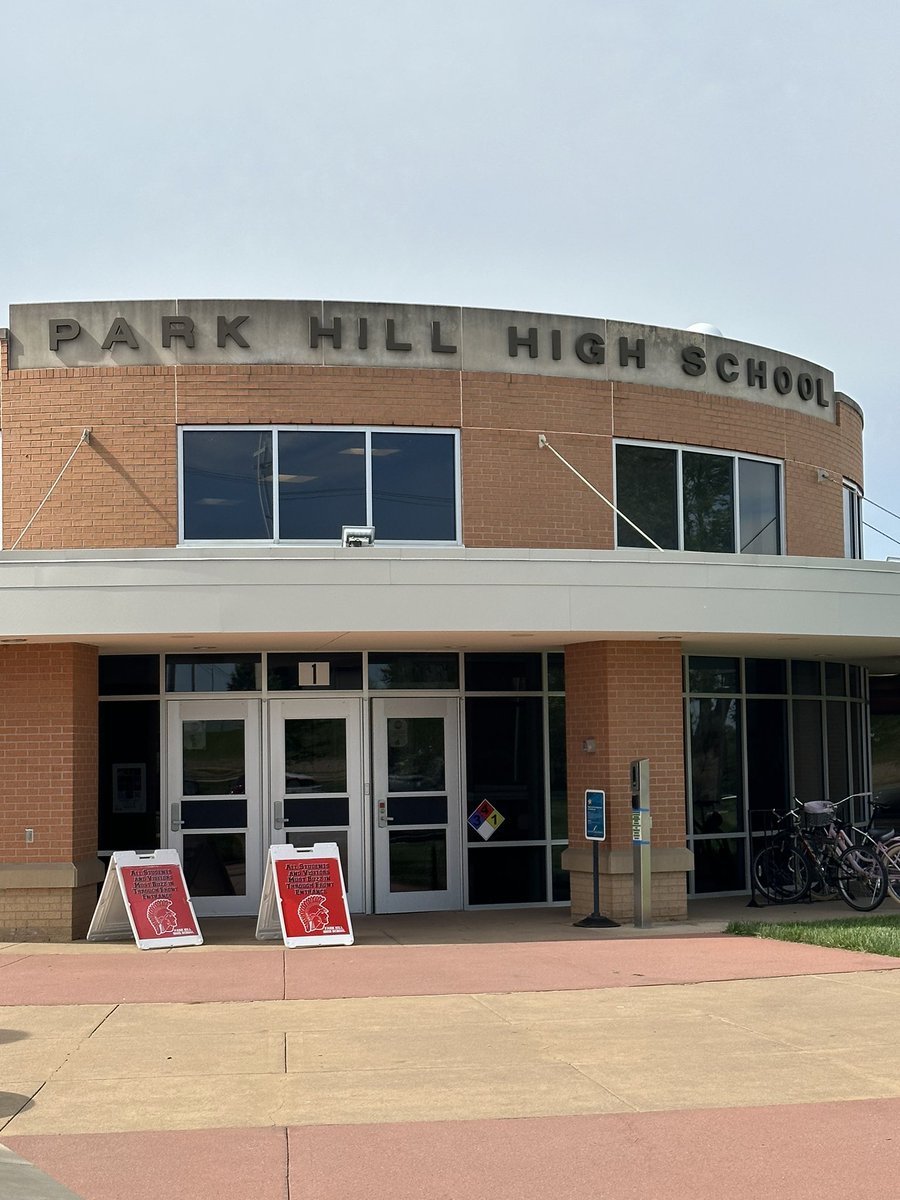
[272, 428, 280, 542]
[676, 449, 685, 550]
[365, 429, 373, 527]
[733, 454, 741, 553]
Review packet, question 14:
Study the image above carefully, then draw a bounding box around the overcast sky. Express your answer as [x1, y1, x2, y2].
[2, 0, 898, 555]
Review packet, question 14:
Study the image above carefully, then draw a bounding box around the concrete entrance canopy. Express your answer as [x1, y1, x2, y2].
[0, 546, 898, 668]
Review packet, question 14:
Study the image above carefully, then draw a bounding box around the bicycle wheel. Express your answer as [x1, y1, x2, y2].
[835, 844, 888, 911]
[882, 841, 900, 906]
[753, 844, 810, 903]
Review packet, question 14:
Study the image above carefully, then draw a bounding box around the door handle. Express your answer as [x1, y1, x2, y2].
[377, 800, 394, 828]
[170, 802, 184, 833]
[274, 799, 285, 831]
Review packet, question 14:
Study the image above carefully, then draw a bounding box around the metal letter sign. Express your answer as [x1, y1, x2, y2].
[585, 790, 606, 841]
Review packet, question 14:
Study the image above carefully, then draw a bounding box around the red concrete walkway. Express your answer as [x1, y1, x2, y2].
[2, 924, 899, 1199]
[0, 934, 894, 1005]
[8, 1099, 900, 1200]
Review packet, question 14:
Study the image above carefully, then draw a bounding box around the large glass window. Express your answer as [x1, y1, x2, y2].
[371, 432, 457, 542]
[843, 481, 863, 559]
[98, 700, 160, 852]
[615, 442, 783, 554]
[686, 654, 868, 895]
[739, 458, 781, 553]
[181, 426, 459, 544]
[683, 452, 734, 552]
[278, 430, 366, 539]
[182, 429, 274, 540]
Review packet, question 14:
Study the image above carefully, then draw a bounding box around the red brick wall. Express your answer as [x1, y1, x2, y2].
[0, 360, 862, 556]
[565, 640, 685, 851]
[0, 643, 98, 862]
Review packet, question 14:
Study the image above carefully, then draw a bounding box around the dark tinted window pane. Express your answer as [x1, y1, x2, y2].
[267, 653, 363, 691]
[386, 796, 448, 824]
[688, 656, 739, 694]
[368, 653, 459, 689]
[99, 655, 160, 696]
[387, 718, 445, 792]
[389, 830, 447, 891]
[871, 672, 900, 716]
[739, 458, 781, 553]
[182, 430, 273, 540]
[466, 697, 545, 840]
[288, 831, 350, 897]
[182, 719, 245, 796]
[849, 705, 865, 820]
[690, 698, 743, 833]
[692, 838, 746, 894]
[180, 799, 247, 829]
[284, 798, 350, 827]
[166, 655, 261, 692]
[547, 653, 565, 692]
[615, 444, 677, 549]
[372, 432, 456, 541]
[277, 430, 366, 539]
[825, 663, 846, 696]
[548, 696, 567, 840]
[284, 719, 346, 792]
[746, 699, 789, 812]
[552, 845, 570, 901]
[464, 653, 542, 691]
[791, 660, 822, 695]
[826, 700, 850, 800]
[98, 700, 160, 851]
[744, 658, 787, 695]
[468, 845, 546, 904]
[848, 666, 863, 699]
[872, 714, 900, 806]
[182, 832, 245, 896]
[792, 699, 824, 802]
[683, 452, 735, 553]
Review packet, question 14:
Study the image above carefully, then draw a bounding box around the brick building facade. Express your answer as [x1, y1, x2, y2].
[0, 301, 888, 939]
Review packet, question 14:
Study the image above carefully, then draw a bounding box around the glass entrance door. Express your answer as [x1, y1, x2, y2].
[268, 698, 364, 913]
[372, 697, 462, 913]
[166, 699, 262, 917]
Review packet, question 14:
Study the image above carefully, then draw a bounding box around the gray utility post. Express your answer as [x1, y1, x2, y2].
[631, 758, 652, 928]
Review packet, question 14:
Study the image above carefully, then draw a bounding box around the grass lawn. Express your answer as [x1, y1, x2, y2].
[727, 915, 900, 958]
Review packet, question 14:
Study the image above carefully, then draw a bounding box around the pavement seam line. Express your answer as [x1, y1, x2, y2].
[0, 1080, 47, 1133]
[86, 1005, 120, 1039]
[284, 1124, 291, 1200]
[566, 1062, 641, 1112]
[39, 1004, 122, 1087]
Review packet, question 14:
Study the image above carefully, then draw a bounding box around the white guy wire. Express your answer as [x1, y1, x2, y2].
[10, 429, 92, 550]
[538, 433, 664, 551]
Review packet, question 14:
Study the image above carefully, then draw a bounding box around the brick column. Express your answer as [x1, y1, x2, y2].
[0, 643, 103, 940]
[561, 641, 692, 921]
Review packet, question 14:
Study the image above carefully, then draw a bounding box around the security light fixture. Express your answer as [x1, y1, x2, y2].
[341, 526, 375, 548]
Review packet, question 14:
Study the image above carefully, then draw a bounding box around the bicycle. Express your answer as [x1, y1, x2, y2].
[855, 794, 900, 906]
[752, 796, 889, 911]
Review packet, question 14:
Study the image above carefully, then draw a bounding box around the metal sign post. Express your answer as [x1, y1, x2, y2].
[575, 790, 619, 928]
[631, 759, 652, 928]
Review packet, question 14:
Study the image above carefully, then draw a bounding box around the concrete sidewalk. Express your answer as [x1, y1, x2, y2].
[2, 909, 900, 1198]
